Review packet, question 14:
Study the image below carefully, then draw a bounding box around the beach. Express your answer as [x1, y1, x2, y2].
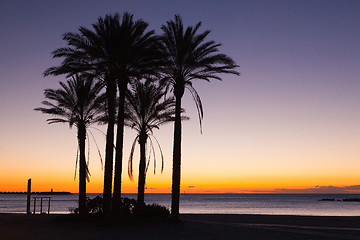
[1, 214, 359, 240]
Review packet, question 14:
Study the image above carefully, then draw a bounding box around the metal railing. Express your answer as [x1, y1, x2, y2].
[33, 197, 51, 214]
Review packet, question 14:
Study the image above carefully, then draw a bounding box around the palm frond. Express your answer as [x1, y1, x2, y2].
[85, 163, 91, 182]
[128, 136, 139, 181]
[160, 14, 239, 131]
[186, 83, 204, 133]
[87, 134, 90, 167]
[88, 130, 104, 171]
[151, 135, 165, 173]
[74, 147, 79, 181]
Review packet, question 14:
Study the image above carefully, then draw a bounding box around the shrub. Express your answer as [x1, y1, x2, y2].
[87, 196, 103, 214]
[70, 195, 103, 215]
[114, 197, 169, 220]
[133, 203, 170, 218]
[69, 195, 170, 220]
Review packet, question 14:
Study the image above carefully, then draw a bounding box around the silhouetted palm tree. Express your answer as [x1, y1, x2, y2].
[43, 14, 123, 215]
[45, 13, 162, 214]
[160, 15, 240, 220]
[107, 13, 163, 212]
[125, 80, 184, 204]
[35, 75, 105, 215]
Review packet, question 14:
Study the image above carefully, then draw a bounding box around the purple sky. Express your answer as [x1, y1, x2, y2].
[1, 0, 360, 192]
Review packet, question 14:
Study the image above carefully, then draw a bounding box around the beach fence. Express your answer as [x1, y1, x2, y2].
[33, 197, 51, 214]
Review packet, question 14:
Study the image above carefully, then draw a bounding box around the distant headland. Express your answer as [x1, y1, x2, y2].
[0, 191, 72, 195]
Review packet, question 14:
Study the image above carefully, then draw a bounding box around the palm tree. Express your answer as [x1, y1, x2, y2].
[125, 80, 184, 204]
[108, 13, 163, 212]
[43, 14, 122, 216]
[35, 75, 105, 215]
[160, 15, 240, 220]
[44, 13, 163, 215]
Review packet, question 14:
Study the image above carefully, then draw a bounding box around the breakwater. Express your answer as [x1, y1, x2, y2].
[0, 191, 72, 195]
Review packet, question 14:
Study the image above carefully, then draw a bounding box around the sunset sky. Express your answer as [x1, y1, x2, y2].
[1, 0, 360, 194]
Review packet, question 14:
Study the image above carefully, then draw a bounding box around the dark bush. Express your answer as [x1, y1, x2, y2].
[115, 197, 170, 220]
[115, 197, 136, 219]
[70, 195, 103, 215]
[87, 196, 103, 214]
[70, 195, 170, 220]
[133, 203, 170, 218]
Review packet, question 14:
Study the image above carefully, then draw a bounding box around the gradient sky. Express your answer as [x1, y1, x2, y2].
[1, 0, 360, 193]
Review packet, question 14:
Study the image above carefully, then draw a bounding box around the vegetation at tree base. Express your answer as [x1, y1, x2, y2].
[69, 195, 103, 215]
[40, 12, 239, 221]
[87, 195, 104, 214]
[70, 195, 170, 222]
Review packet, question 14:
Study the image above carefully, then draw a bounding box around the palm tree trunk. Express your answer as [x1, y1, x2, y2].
[103, 78, 116, 217]
[171, 94, 182, 220]
[137, 131, 147, 204]
[78, 121, 87, 215]
[113, 81, 126, 213]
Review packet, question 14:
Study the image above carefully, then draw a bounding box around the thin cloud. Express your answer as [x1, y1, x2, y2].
[274, 185, 360, 194]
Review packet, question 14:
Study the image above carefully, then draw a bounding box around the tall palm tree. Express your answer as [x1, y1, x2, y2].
[44, 13, 163, 215]
[35, 75, 105, 215]
[108, 13, 163, 212]
[125, 80, 184, 204]
[160, 15, 240, 220]
[43, 14, 122, 216]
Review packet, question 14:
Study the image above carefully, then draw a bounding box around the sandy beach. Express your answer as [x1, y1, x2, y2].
[1, 214, 359, 240]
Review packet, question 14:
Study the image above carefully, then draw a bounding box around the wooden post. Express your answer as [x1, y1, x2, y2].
[26, 179, 31, 215]
[33, 198, 36, 214]
[40, 198, 43, 214]
[48, 198, 51, 214]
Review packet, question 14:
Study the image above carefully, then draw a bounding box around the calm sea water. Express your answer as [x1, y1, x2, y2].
[1, 193, 360, 216]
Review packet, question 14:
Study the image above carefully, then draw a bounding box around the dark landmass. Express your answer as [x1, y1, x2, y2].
[319, 198, 335, 201]
[319, 198, 360, 202]
[0, 192, 72, 195]
[342, 198, 360, 202]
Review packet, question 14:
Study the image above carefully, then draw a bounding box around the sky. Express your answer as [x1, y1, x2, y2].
[0, 0, 360, 194]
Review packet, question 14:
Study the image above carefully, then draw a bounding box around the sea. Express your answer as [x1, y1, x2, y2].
[1, 193, 360, 216]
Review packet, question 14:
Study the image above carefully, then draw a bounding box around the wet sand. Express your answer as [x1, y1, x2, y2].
[0, 213, 359, 240]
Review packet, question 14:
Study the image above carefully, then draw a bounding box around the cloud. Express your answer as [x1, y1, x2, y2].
[345, 185, 360, 191]
[249, 190, 276, 193]
[274, 185, 360, 194]
[186, 186, 196, 189]
[203, 190, 217, 193]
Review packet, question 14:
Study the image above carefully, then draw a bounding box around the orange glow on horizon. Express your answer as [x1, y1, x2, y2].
[2, 174, 360, 194]
[2, 148, 359, 194]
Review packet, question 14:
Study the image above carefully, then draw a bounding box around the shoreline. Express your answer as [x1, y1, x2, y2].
[1, 213, 359, 239]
